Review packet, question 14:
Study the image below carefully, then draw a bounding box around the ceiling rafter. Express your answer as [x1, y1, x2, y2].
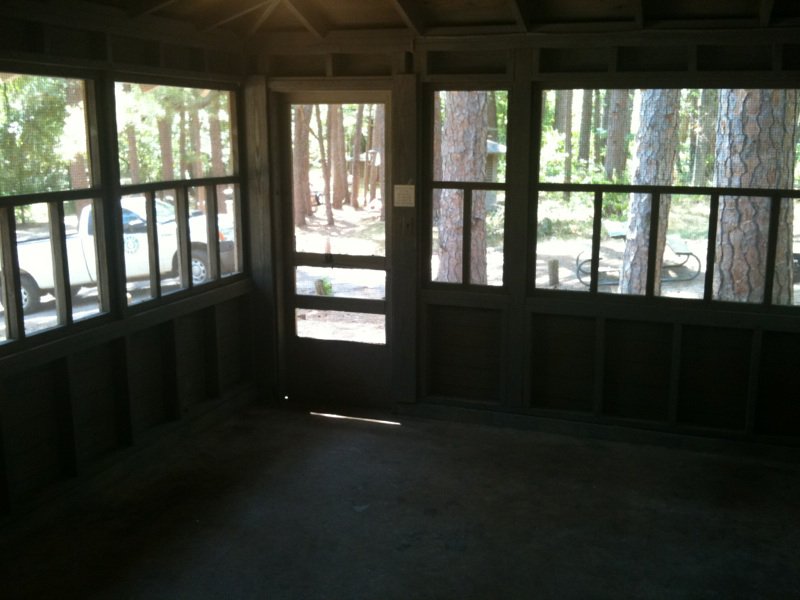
[389, 0, 427, 36]
[508, 0, 534, 32]
[282, 0, 330, 39]
[128, 0, 180, 18]
[760, 0, 775, 26]
[247, 0, 282, 39]
[201, 0, 272, 32]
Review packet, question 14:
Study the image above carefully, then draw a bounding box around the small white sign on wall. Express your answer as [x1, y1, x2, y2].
[393, 184, 415, 208]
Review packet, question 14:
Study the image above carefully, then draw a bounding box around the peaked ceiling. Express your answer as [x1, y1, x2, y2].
[18, 0, 800, 42]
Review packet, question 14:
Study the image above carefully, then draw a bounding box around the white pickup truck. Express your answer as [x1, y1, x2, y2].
[8, 197, 236, 312]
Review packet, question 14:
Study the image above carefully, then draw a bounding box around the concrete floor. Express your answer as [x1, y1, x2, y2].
[1, 404, 799, 599]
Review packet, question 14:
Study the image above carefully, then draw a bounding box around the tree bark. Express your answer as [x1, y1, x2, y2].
[604, 89, 631, 180]
[330, 105, 349, 210]
[157, 114, 175, 183]
[437, 91, 489, 283]
[351, 103, 363, 209]
[314, 105, 334, 226]
[578, 89, 592, 164]
[125, 123, 140, 184]
[714, 89, 798, 303]
[593, 89, 604, 166]
[372, 104, 386, 220]
[292, 105, 312, 228]
[620, 89, 681, 295]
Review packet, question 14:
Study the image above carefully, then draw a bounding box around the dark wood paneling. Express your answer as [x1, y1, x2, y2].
[427, 50, 509, 75]
[756, 331, 800, 436]
[617, 45, 689, 71]
[0, 17, 45, 53]
[289, 339, 390, 407]
[697, 44, 772, 71]
[539, 47, 609, 73]
[530, 314, 594, 412]
[603, 320, 671, 421]
[1, 363, 69, 503]
[174, 311, 211, 412]
[677, 326, 750, 431]
[216, 296, 251, 391]
[127, 325, 174, 436]
[427, 305, 504, 402]
[69, 343, 123, 466]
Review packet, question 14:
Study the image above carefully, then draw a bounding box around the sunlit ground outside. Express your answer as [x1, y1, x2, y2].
[295, 309, 385, 344]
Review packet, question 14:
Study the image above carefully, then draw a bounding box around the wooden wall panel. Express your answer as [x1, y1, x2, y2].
[603, 320, 671, 421]
[174, 311, 211, 412]
[677, 326, 750, 431]
[756, 331, 800, 437]
[1, 363, 68, 503]
[530, 314, 594, 412]
[427, 305, 504, 403]
[69, 343, 123, 466]
[216, 296, 251, 392]
[127, 325, 175, 437]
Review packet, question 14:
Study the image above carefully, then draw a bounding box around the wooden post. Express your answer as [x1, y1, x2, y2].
[548, 258, 559, 287]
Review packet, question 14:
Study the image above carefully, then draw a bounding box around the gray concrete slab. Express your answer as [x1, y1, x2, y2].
[1, 405, 799, 599]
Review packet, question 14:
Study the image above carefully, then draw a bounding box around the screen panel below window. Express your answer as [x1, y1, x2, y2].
[295, 267, 385, 299]
[0, 227, 6, 343]
[295, 309, 385, 345]
[121, 194, 155, 305]
[217, 184, 241, 277]
[536, 191, 594, 292]
[432, 189, 464, 284]
[471, 190, 504, 286]
[774, 198, 800, 307]
[15, 203, 59, 334]
[712, 196, 771, 304]
[65, 199, 103, 321]
[656, 195, 708, 300]
[597, 193, 649, 297]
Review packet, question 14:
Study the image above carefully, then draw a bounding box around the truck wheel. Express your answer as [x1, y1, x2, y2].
[191, 250, 210, 286]
[20, 274, 41, 313]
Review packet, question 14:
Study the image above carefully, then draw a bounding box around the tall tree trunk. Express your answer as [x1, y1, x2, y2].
[363, 104, 374, 205]
[189, 109, 205, 211]
[604, 89, 631, 180]
[157, 114, 175, 183]
[125, 124, 140, 184]
[330, 105, 349, 210]
[372, 104, 386, 220]
[351, 103, 363, 209]
[554, 90, 569, 133]
[437, 92, 489, 283]
[620, 89, 681, 295]
[314, 105, 334, 226]
[714, 89, 798, 303]
[209, 93, 225, 185]
[433, 93, 443, 225]
[578, 89, 592, 164]
[292, 105, 312, 227]
[563, 90, 573, 202]
[593, 89, 604, 165]
[179, 109, 188, 179]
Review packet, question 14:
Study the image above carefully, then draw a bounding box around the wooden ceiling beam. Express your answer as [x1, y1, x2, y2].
[201, 0, 272, 32]
[247, 0, 282, 38]
[509, 0, 535, 32]
[282, 0, 330, 39]
[128, 0, 180, 18]
[760, 0, 775, 26]
[389, 0, 427, 36]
